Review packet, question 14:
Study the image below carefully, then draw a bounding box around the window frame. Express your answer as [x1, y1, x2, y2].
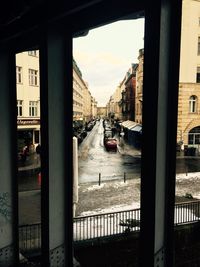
[16, 66, 22, 84]
[29, 100, 38, 117]
[29, 68, 38, 86]
[28, 50, 37, 56]
[17, 100, 23, 116]
[189, 95, 197, 113]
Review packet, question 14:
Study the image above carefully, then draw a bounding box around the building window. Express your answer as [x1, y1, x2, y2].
[29, 101, 38, 116]
[189, 95, 197, 113]
[17, 100, 23, 116]
[188, 126, 200, 145]
[28, 50, 37, 56]
[196, 67, 200, 82]
[29, 69, 38, 86]
[16, 66, 22, 83]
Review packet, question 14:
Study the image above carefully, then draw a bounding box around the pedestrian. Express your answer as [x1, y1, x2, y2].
[36, 144, 41, 164]
[21, 146, 28, 162]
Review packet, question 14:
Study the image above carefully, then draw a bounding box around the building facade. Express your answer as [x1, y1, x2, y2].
[118, 64, 137, 121]
[177, 0, 200, 149]
[73, 59, 97, 124]
[16, 50, 40, 152]
[135, 49, 144, 124]
[73, 59, 84, 123]
[97, 107, 107, 118]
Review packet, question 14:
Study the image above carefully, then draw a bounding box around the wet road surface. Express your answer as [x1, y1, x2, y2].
[78, 120, 141, 184]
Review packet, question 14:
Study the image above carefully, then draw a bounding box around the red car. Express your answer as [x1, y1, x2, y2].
[104, 138, 117, 152]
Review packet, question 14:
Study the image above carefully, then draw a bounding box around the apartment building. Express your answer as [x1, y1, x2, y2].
[91, 96, 98, 118]
[73, 59, 97, 124]
[177, 0, 200, 149]
[135, 48, 144, 124]
[83, 82, 92, 122]
[73, 59, 84, 122]
[16, 50, 40, 151]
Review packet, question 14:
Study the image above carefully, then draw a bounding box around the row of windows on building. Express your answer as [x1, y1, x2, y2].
[73, 111, 83, 116]
[17, 100, 39, 117]
[16, 67, 39, 86]
[73, 100, 83, 107]
[73, 80, 83, 91]
[73, 89, 83, 99]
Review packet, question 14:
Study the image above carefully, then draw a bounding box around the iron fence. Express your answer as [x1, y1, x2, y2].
[174, 200, 200, 225]
[19, 223, 41, 253]
[73, 208, 140, 241]
[19, 200, 200, 249]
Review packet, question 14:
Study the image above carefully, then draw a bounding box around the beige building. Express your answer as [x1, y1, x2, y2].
[91, 96, 98, 118]
[106, 81, 125, 120]
[97, 107, 107, 118]
[83, 85, 92, 122]
[73, 59, 84, 122]
[73, 59, 97, 123]
[133, 0, 200, 148]
[135, 49, 144, 124]
[112, 85, 123, 120]
[16, 50, 40, 151]
[177, 0, 200, 148]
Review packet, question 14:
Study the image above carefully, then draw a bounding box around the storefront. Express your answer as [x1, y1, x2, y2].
[17, 118, 40, 152]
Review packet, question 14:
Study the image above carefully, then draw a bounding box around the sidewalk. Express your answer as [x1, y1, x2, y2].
[75, 179, 141, 217]
[75, 177, 196, 218]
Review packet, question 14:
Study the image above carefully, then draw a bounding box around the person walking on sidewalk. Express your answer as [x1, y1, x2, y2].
[36, 144, 41, 164]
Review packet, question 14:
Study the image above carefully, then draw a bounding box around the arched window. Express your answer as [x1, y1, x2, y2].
[188, 126, 200, 144]
[189, 95, 197, 113]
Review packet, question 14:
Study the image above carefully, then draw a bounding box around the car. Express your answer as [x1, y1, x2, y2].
[104, 126, 111, 132]
[80, 130, 87, 139]
[104, 138, 117, 152]
[85, 123, 93, 131]
[103, 130, 113, 144]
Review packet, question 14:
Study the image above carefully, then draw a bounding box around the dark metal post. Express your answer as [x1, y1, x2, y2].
[124, 172, 126, 183]
[99, 173, 101, 186]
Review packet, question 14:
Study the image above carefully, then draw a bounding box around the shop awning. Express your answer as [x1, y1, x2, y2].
[130, 124, 142, 133]
[121, 120, 137, 129]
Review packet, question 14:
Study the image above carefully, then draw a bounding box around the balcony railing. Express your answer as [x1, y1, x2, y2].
[19, 200, 200, 253]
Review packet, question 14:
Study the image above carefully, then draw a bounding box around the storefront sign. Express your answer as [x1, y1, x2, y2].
[17, 119, 40, 125]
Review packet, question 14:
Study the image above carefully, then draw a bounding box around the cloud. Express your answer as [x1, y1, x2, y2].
[73, 19, 144, 107]
[73, 51, 129, 104]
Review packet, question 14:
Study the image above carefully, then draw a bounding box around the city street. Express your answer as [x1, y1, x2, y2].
[18, 119, 200, 225]
[78, 119, 141, 184]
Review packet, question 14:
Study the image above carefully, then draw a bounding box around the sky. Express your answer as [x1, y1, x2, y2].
[73, 18, 145, 107]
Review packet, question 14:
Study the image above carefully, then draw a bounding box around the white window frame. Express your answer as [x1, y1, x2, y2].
[17, 100, 23, 116]
[29, 69, 38, 86]
[28, 50, 37, 56]
[189, 95, 197, 113]
[29, 101, 38, 117]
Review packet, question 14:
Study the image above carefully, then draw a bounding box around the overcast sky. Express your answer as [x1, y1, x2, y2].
[73, 18, 145, 107]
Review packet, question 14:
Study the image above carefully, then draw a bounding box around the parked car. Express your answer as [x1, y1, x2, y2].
[103, 130, 113, 145]
[85, 123, 93, 131]
[104, 138, 117, 152]
[80, 130, 87, 139]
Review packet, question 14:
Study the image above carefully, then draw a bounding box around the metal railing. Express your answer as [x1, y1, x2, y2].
[73, 208, 140, 241]
[174, 201, 200, 225]
[19, 200, 200, 250]
[19, 223, 41, 253]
